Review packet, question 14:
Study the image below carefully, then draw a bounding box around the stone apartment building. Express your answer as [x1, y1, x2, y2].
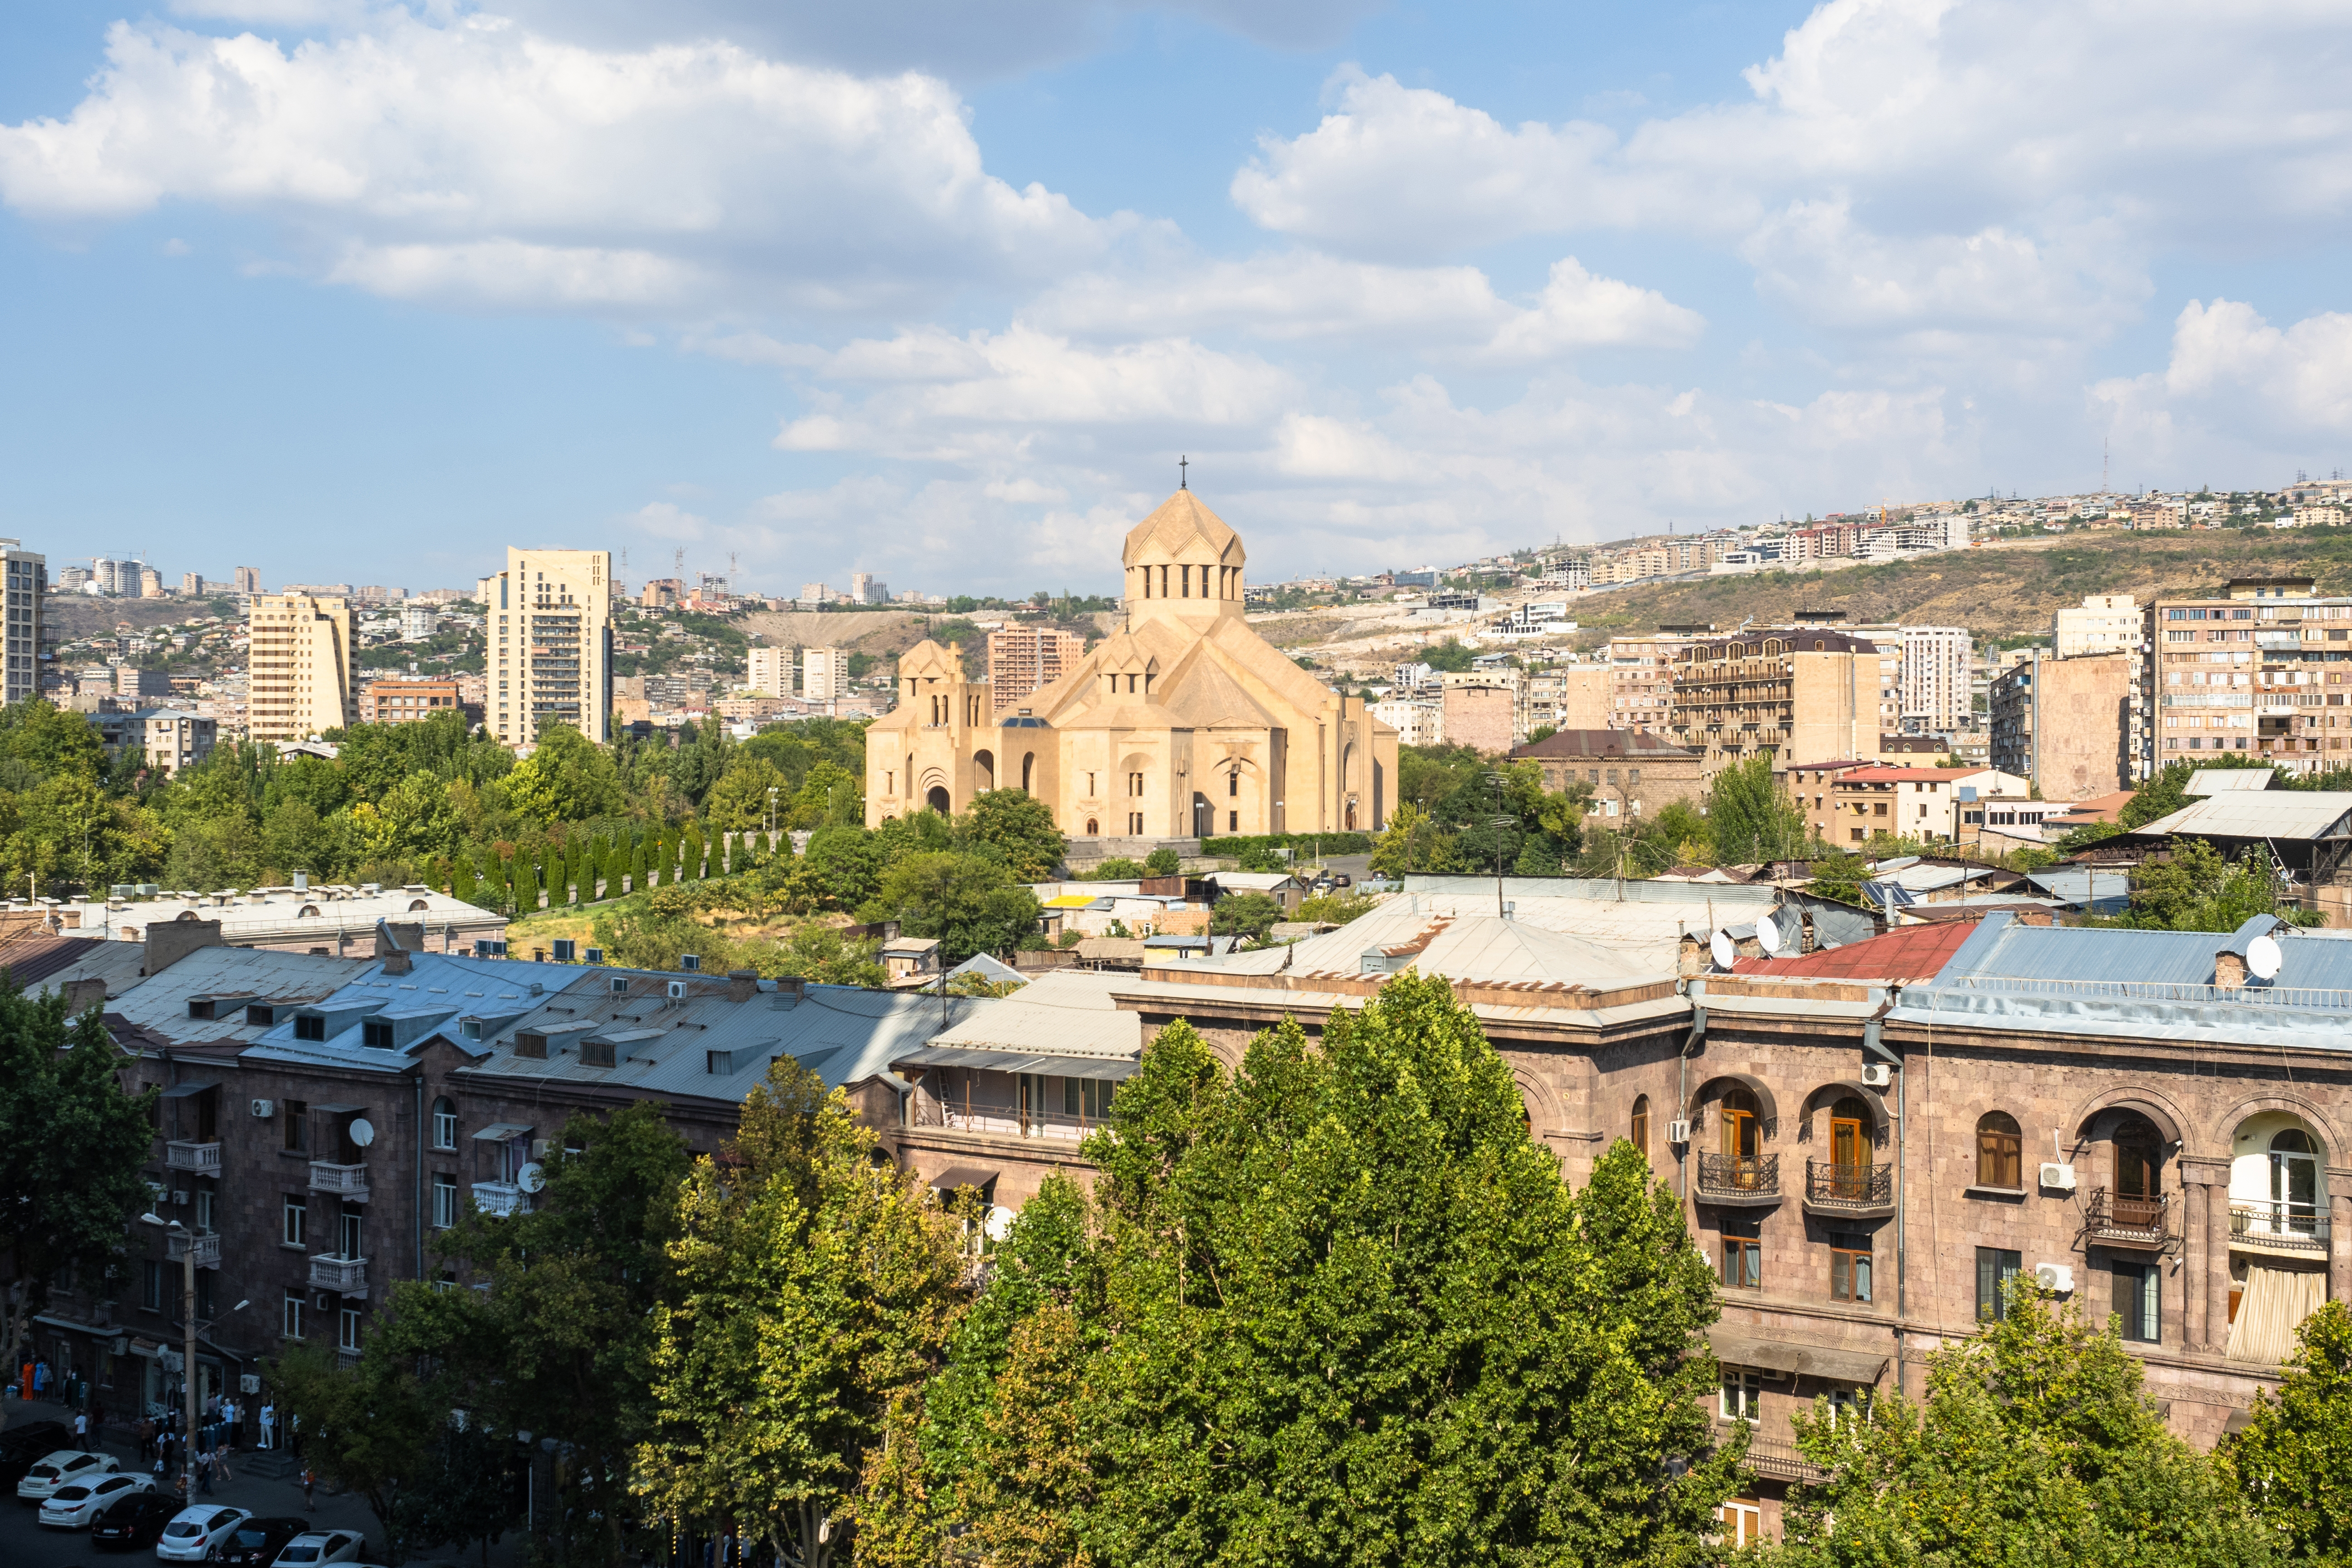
[2142, 577, 2352, 779]
[1508, 729, 1705, 824]
[1822, 765, 2029, 848]
[986, 625, 1087, 714]
[1989, 649, 2134, 795]
[1607, 632, 1700, 731]
[1669, 630, 1902, 781]
[358, 677, 466, 727]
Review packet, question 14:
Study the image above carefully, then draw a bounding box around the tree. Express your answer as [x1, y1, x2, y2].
[955, 790, 1068, 882]
[273, 1339, 440, 1563]
[392, 1419, 515, 1567]
[0, 988, 157, 1379]
[1209, 890, 1284, 942]
[779, 924, 887, 988]
[1142, 848, 1180, 876]
[635, 1063, 965, 1568]
[503, 723, 625, 824]
[2218, 1299, 2352, 1561]
[805, 825, 887, 910]
[867, 852, 1043, 963]
[703, 756, 792, 833]
[1705, 752, 1808, 863]
[2120, 837, 2318, 931]
[1773, 1284, 2270, 1568]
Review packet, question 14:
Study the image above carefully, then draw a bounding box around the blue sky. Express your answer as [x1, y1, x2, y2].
[2, 0, 2348, 598]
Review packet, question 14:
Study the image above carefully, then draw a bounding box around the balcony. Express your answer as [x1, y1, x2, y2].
[164, 1230, 220, 1269]
[1695, 1153, 1781, 1205]
[308, 1161, 370, 1202]
[2230, 1202, 2330, 1256]
[308, 1254, 368, 1297]
[2085, 1188, 2174, 1249]
[1805, 1159, 1896, 1217]
[164, 1141, 221, 1174]
[471, 1181, 527, 1218]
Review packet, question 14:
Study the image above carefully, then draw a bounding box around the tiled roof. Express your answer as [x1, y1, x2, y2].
[1732, 917, 1982, 981]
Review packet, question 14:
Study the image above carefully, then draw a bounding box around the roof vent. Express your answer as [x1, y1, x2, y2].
[1360, 948, 1392, 975]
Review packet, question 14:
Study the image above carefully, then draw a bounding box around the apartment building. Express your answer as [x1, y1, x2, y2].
[1509, 729, 1705, 822]
[1898, 626, 1973, 732]
[1523, 664, 1609, 731]
[987, 625, 1086, 713]
[2055, 593, 2142, 658]
[1668, 630, 1901, 780]
[1370, 694, 1442, 747]
[2, 539, 45, 705]
[246, 593, 357, 742]
[1988, 650, 2133, 795]
[746, 646, 793, 698]
[359, 677, 466, 726]
[1607, 633, 1698, 731]
[2141, 577, 2352, 778]
[1824, 765, 2028, 847]
[803, 645, 850, 703]
[478, 548, 614, 746]
[1782, 759, 1879, 848]
[92, 708, 219, 777]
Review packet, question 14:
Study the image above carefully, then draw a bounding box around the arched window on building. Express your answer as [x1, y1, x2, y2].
[2270, 1128, 2320, 1233]
[1975, 1110, 2022, 1188]
[1630, 1095, 1650, 1160]
[1720, 1088, 1762, 1188]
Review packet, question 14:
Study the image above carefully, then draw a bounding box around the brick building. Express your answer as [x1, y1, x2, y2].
[986, 625, 1087, 714]
[1508, 728, 1704, 823]
[359, 677, 467, 726]
[1669, 630, 1902, 781]
[2142, 576, 2352, 779]
[1989, 649, 2133, 795]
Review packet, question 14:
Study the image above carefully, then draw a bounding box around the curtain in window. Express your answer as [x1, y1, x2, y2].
[2225, 1264, 2326, 1365]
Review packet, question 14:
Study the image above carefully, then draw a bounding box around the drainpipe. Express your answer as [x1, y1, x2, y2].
[414, 1072, 426, 1284]
[1862, 991, 1905, 1385]
[1678, 979, 1707, 1208]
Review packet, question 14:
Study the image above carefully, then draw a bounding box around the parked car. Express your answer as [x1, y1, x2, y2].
[0, 1422, 71, 1486]
[157, 1502, 253, 1561]
[37, 1470, 153, 1529]
[1330, 873, 1354, 888]
[214, 1516, 310, 1568]
[15, 1447, 120, 1501]
[271, 1529, 368, 1566]
[87, 1488, 177, 1548]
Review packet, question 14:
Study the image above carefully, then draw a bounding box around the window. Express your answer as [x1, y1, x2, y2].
[339, 1307, 363, 1353]
[142, 1260, 165, 1313]
[2269, 1128, 2319, 1231]
[1719, 1367, 1762, 1421]
[2113, 1260, 2160, 1343]
[1976, 1247, 2022, 1321]
[1061, 1077, 1112, 1120]
[433, 1176, 458, 1230]
[340, 1211, 363, 1259]
[195, 1189, 216, 1233]
[196, 1271, 216, 1321]
[1719, 1087, 1761, 1165]
[1128, 771, 1144, 796]
[284, 1195, 307, 1249]
[1720, 1218, 1762, 1289]
[283, 1290, 305, 1340]
[1828, 1386, 1872, 1425]
[1830, 1232, 1872, 1302]
[433, 1097, 457, 1151]
[293, 1013, 326, 1041]
[283, 1099, 308, 1152]
[1716, 1499, 1764, 1548]
[1228, 770, 1239, 797]
[1630, 1095, 1650, 1160]
[1975, 1110, 2022, 1187]
[363, 1019, 394, 1049]
[1229, 810, 1238, 831]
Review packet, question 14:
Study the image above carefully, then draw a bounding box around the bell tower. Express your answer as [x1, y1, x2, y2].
[1122, 490, 1246, 631]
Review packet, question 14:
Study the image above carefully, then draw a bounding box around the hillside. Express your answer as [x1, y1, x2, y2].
[1565, 527, 2352, 643]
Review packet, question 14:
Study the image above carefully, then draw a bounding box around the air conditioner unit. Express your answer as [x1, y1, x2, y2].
[316, 1292, 334, 1311]
[2039, 1161, 2078, 1192]
[666, 980, 687, 1000]
[1859, 1063, 1893, 1088]
[2034, 1262, 2074, 1294]
[610, 975, 630, 995]
[1666, 1118, 1692, 1146]
[239, 1374, 260, 1394]
[680, 953, 701, 971]
[170, 1191, 190, 1206]
[250, 1098, 275, 1118]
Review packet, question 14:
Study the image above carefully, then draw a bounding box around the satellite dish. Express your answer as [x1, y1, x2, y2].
[2247, 933, 2283, 981]
[348, 1118, 375, 1148]
[1710, 930, 1737, 970]
[515, 1162, 545, 1194]
[1756, 912, 1783, 956]
[984, 1205, 1016, 1243]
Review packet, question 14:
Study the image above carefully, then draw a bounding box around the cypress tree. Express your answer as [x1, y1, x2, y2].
[628, 839, 646, 892]
[451, 857, 477, 904]
[685, 829, 706, 882]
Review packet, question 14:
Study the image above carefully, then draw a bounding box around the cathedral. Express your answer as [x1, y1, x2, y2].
[866, 490, 1398, 845]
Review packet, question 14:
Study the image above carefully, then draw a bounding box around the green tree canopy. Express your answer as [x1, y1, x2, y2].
[954, 789, 1067, 882]
[2218, 1299, 2352, 1562]
[1705, 752, 1809, 864]
[702, 755, 792, 832]
[505, 722, 626, 824]
[866, 852, 1043, 962]
[1208, 890, 1284, 941]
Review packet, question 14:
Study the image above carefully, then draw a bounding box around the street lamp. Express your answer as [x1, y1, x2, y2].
[138, 1211, 199, 1465]
[1482, 770, 1519, 918]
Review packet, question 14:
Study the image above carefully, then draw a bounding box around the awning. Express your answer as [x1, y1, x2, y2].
[161, 1081, 220, 1098]
[472, 1122, 532, 1141]
[310, 1103, 365, 1115]
[1708, 1326, 1890, 1386]
[892, 1044, 1137, 1081]
[930, 1166, 999, 1195]
[2224, 1408, 2254, 1435]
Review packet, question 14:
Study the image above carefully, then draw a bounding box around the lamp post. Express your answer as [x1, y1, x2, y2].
[1483, 770, 1519, 917]
[138, 1212, 197, 1471]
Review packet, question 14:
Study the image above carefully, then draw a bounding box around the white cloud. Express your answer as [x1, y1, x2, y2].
[0, 14, 1113, 314]
[2094, 300, 2352, 478]
[627, 500, 708, 539]
[1477, 258, 1704, 361]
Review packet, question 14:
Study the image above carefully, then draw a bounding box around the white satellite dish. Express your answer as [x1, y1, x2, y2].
[515, 1162, 545, 1194]
[348, 1117, 375, 1148]
[1756, 912, 1783, 956]
[2247, 933, 2283, 981]
[984, 1204, 1016, 1243]
[1710, 930, 1737, 970]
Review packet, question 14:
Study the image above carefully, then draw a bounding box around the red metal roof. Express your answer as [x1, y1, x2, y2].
[1730, 916, 1983, 982]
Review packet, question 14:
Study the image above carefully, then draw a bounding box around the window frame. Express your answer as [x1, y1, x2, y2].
[2113, 1259, 2161, 1343]
[432, 1098, 457, 1151]
[1630, 1094, 1650, 1161]
[283, 1194, 308, 1250]
[282, 1290, 305, 1341]
[1976, 1246, 2022, 1322]
[1975, 1110, 2023, 1188]
[1830, 1232, 1873, 1302]
[1720, 1367, 1763, 1421]
[339, 1306, 363, 1353]
[1720, 1218, 1763, 1290]
[432, 1175, 458, 1230]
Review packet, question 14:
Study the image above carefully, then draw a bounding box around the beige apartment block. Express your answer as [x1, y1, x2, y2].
[746, 646, 793, 698]
[1669, 630, 1901, 780]
[803, 646, 850, 702]
[987, 625, 1087, 713]
[2141, 576, 2352, 779]
[2055, 593, 2142, 658]
[1, 539, 45, 705]
[1898, 625, 1973, 732]
[1443, 681, 1519, 755]
[1607, 633, 1699, 731]
[246, 592, 356, 741]
[478, 547, 613, 747]
[1989, 649, 2134, 796]
[1526, 665, 1611, 731]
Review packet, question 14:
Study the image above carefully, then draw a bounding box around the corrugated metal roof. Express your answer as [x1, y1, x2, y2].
[2022, 869, 2134, 913]
[920, 972, 1142, 1062]
[0, 934, 149, 997]
[1400, 877, 1780, 969]
[1156, 900, 1671, 986]
[108, 946, 377, 1045]
[2188, 768, 2275, 794]
[2130, 791, 2352, 843]
[1732, 919, 1980, 982]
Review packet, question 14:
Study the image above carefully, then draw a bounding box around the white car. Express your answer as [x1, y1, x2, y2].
[158, 1502, 253, 1560]
[15, 1448, 120, 1500]
[36, 1469, 152, 1528]
[272, 1529, 368, 1565]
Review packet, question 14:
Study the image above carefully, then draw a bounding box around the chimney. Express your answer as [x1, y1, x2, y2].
[59, 976, 108, 1014]
[727, 968, 759, 1004]
[2214, 950, 2246, 990]
[375, 917, 415, 975]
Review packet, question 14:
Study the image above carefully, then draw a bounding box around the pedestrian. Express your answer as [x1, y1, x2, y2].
[259, 1401, 274, 1451]
[301, 1466, 316, 1513]
[73, 1409, 88, 1452]
[214, 1441, 234, 1483]
[196, 1450, 214, 1496]
[137, 1416, 154, 1460]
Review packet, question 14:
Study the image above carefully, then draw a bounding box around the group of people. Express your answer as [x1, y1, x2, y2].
[137, 1393, 252, 1498]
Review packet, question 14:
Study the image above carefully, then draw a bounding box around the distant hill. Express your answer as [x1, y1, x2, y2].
[1566, 527, 2352, 642]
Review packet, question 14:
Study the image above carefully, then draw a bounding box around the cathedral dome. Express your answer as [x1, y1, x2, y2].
[1122, 490, 1243, 568]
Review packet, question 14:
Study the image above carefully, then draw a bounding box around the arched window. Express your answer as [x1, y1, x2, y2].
[2271, 1128, 2319, 1231]
[1828, 1096, 1871, 1168]
[1630, 1095, 1650, 1160]
[2114, 1113, 2163, 1200]
[1975, 1110, 2022, 1188]
[1084, 818, 1099, 836]
[1720, 1088, 1761, 1188]
[431, 1096, 457, 1152]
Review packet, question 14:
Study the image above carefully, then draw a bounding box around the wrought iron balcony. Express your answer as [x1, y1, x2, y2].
[1805, 1159, 1895, 1215]
[308, 1254, 368, 1296]
[471, 1181, 526, 1218]
[2085, 1188, 2173, 1247]
[164, 1141, 221, 1174]
[164, 1230, 220, 1269]
[1695, 1153, 1780, 1204]
[308, 1161, 370, 1201]
[2230, 1202, 2329, 1254]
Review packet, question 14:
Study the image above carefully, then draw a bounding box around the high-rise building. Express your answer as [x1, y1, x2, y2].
[746, 646, 793, 698]
[1, 540, 46, 705]
[181, 572, 206, 598]
[2054, 593, 2141, 658]
[478, 549, 613, 747]
[1606, 633, 1702, 731]
[850, 573, 889, 605]
[246, 593, 357, 741]
[802, 646, 849, 702]
[1989, 650, 2133, 796]
[1898, 625, 1973, 733]
[233, 566, 260, 596]
[1668, 629, 1901, 780]
[2140, 576, 2352, 779]
[798, 582, 829, 608]
[985, 626, 1085, 713]
[402, 604, 440, 641]
[140, 565, 164, 599]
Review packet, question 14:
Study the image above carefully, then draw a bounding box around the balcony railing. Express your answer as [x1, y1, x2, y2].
[2086, 1188, 2173, 1246]
[308, 1161, 370, 1201]
[308, 1254, 368, 1296]
[471, 1181, 526, 1218]
[1806, 1159, 1895, 1212]
[164, 1141, 221, 1174]
[1696, 1153, 1780, 1201]
[164, 1230, 220, 1269]
[2230, 1202, 2330, 1253]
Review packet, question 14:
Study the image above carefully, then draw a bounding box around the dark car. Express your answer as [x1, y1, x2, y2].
[0, 1422, 71, 1486]
[88, 1489, 177, 1549]
[216, 1515, 311, 1568]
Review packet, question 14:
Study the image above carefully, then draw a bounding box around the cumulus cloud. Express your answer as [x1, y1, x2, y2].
[2094, 300, 2352, 477]
[0, 13, 1112, 314]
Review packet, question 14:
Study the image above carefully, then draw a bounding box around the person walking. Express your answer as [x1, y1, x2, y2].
[301, 1466, 316, 1513]
[259, 1401, 274, 1451]
[72, 1409, 88, 1452]
[196, 1450, 214, 1497]
[213, 1439, 234, 1484]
